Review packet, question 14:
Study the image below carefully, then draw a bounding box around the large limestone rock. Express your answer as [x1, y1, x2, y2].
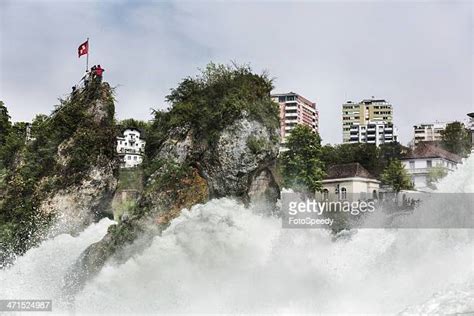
[65, 112, 280, 292]
[40, 163, 117, 236]
[38, 83, 118, 236]
[202, 117, 279, 198]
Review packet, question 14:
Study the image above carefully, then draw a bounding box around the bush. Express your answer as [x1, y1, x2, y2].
[146, 62, 279, 160]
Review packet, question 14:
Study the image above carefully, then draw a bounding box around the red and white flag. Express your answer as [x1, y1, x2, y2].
[78, 40, 88, 58]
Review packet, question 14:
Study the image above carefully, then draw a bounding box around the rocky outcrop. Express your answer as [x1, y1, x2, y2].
[65, 112, 280, 293]
[37, 83, 118, 236]
[36, 83, 118, 236]
[40, 163, 117, 236]
[65, 65, 281, 292]
[202, 117, 279, 198]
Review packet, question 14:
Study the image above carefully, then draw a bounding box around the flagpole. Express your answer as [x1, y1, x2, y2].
[86, 37, 89, 72]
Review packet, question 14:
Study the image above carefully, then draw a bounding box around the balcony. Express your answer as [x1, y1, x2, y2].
[406, 168, 431, 174]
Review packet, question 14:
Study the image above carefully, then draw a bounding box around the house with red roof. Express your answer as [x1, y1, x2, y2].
[401, 142, 462, 190]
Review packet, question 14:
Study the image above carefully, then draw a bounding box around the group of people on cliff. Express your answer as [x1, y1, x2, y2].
[83, 64, 105, 85]
[72, 64, 105, 94]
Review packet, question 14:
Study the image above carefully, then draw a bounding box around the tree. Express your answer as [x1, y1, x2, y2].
[117, 118, 150, 134]
[427, 164, 448, 189]
[381, 159, 413, 193]
[0, 101, 12, 147]
[441, 121, 471, 157]
[280, 125, 326, 193]
[378, 142, 409, 175]
[320, 143, 382, 176]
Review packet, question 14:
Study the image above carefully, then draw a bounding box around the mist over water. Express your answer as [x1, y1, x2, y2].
[1, 157, 473, 314]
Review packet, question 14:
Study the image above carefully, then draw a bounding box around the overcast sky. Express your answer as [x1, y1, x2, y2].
[1, 0, 472, 144]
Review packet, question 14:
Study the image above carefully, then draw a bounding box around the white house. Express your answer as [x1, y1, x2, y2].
[401, 143, 462, 191]
[116, 128, 146, 168]
[320, 163, 381, 200]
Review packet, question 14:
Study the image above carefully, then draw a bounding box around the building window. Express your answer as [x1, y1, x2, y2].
[323, 189, 329, 200]
[409, 161, 415, 169]
[340, 187, 347, 200]
[372, 190, 378, 200]
[427, 160, 432, 168]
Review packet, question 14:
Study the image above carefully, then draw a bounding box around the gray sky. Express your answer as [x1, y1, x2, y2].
[1, 0, 472, 145]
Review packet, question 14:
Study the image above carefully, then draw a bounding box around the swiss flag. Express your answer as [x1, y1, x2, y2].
[78, 40, 88, 58]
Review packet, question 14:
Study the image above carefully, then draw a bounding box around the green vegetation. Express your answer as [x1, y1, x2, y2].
[427, 164, 448, 189]
[145, 63, 279, 162]
[114, 199, 137, 222]
[117, 168, 143, 191]
[0, 82, 117, 262]
[113, 168, 144, 221]
[440, 121, 471, 157]
[280, 125, 326, 193]
[247, 135, 269, 155]
[320, 142, 408, 178]
[116, 118, 150, 139]
[381, 159, 413, 193]
[0, 101, 11, 147]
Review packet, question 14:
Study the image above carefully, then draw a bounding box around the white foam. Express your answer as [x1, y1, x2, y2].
[2, 156, 473, 314]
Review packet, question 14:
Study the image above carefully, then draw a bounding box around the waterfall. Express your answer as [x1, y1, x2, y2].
[1, 157, 473, 314]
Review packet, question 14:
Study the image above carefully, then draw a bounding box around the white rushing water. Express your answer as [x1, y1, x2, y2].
[1, 156, 473, 315]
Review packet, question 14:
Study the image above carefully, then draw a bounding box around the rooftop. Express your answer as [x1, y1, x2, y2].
[271, 92, 316, 107]
[325, 162, 376, 180]
[404, 142, 462, 163]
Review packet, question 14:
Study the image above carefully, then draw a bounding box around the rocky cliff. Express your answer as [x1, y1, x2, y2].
[38, 84, 118, 236]
[0, 81, 118, 264]
[64, 64, 281, 291]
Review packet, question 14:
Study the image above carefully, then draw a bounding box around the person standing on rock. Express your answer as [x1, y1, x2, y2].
[81, 69, 90, 87]
[94, 64, 104, 82]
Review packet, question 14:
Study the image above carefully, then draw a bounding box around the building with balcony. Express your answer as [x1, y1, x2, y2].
[342, 98, 393, 143]
[401, 143, 462, 190]
[116, 128, 146, 168]
[412, 121, 451, 145]
[348, 121, 398, 146]
[271, 92, 319, 147]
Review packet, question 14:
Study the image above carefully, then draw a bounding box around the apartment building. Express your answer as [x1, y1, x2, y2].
[271, 92, 319, 144]
[349, 121, 398, 146]
[412, 121, 451, 145]
[116, 128, 146, 168]
[342, 98, 393, 143]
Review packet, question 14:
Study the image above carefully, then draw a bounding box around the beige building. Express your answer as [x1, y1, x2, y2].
[320, 163, 381, 200]
[342, 98, 393, 143]
[271, 92, 319, 145]
[413, 122, 451, 145]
